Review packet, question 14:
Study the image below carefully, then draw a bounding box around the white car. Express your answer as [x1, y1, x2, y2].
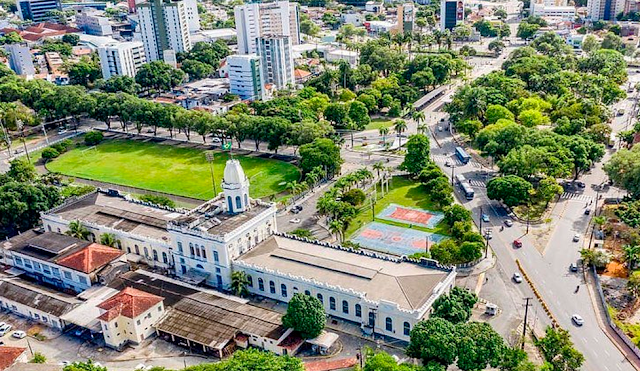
[572, 314, 584, 326]
[504, 220, 513, 227]
[289, 218, 301, 224]
[58, 361, 71, 366]
[11, 331, 26, 339]
[135, 364, 151, 370]
[0, 325, 13, 336]
[512, 273, 523, 283]
[573, 234, 580, 242]
[211, 137, 222, 143]
[485, 229, 492, 240]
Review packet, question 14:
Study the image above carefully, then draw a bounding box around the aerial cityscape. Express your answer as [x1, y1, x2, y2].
[0, 0, 638, 369]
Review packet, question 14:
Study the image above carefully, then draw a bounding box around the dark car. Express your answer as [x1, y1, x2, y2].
[584, 209, 591, 215]
[513, 240, 523, 248]
[570, 263, 579, 272]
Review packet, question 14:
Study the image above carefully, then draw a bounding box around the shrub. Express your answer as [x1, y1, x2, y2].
[51, 139, 72, 153]
[341, 188, 366, 206]
[41, 147, 60, 160]
[84, 131, 104, 146]
[138, 194, 176, 208]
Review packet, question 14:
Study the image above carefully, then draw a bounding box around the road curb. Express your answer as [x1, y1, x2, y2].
[515, 259, 558, 327]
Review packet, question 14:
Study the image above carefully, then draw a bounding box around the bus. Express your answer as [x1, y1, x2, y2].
[460, 182, 475, 200]
[454, 174, 466, 185]
[455, 146, 471, 164]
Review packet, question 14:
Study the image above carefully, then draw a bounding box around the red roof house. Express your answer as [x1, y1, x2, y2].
[56, 243, 124, 274]
[0, 347, 27, 370]
[97, 287, 163, 321]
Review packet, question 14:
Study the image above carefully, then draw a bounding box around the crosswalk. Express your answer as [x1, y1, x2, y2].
[431, 154, 482, 168]
[469, 179, 486, 187]
[559, 192, 593, 202]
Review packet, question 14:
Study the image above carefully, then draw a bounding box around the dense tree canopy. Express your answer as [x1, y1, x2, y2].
[282, 293, 326, 339]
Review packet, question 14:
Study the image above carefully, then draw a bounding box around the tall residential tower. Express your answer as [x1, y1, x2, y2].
[137, 0, 192, 62]
[234, 1, 300, 55]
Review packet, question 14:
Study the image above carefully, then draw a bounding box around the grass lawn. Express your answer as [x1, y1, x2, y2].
[47, 139, 300, 200]
[365, 118, 395, 131]
[345, 176, 449, 238]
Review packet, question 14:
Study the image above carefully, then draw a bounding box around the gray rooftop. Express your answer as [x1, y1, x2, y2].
[0, 279, 80, 317]
[2, 231, 91, 263]
[47, 193, 184, 242]
[237, 236, 450, 311]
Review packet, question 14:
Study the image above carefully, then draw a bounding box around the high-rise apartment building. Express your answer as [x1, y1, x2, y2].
[234, 1, 300, 55]
[393, 3, 414, 34]
[98, 41, 147, 79]
[16, 0, 61, 22]
[228, 54, 264, 101]
[183, 0, 200, 32]
[137, 0, 191, 62]
[587, 0, 624, 20]
[257, 35, 294, 90]
[5, 44, 35, 78]
[440, 0, 464, 30]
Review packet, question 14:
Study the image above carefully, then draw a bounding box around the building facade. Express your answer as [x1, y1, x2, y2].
[183, 0, 200, 32]
[440, 0, 464, 30]
[234, 1, 300, 55]
[587, 0, 624, 20]
[137, 0, 191, 62]
[98, 41, 147, 79]
[76, 9, 113, 36]
[4, 44, 35, 77]
[257, 35, 294, 90]
[227, 54, 264, 101]
[16, 0, 61, 22]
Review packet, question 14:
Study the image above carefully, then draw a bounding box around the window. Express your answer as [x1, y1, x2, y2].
[195, 246, 200, 257]
[135, 245, 140, 255]
[227, 196, 233, 213]
[189, 243, 194, 256]
[342, 300, 349, 314]
[215, 267, 220, 273]
[52, 267, 60, 277]
[77, 276, 87, 285]
[127, 247, 131, 253]
[213, 251, 219, 263]
[247, 275, 253, 287]
[47, 225, 52, 232]
[42, 265, 50, 274]
[368, 312, 375, 327]
[33, 262, 41, 271]
[355, 304, 362, 318]
[177, 242, 183, 253]
[153, 250, 158, 261]
[137, 319, 141, 325]
[304, 290, 311, 296]
[14, 257, 22, 266]
[196, 264, 204, 270]
[162, 252, 168, 264]
[385, 317, 393, 332]
[404, 322, 411, 336]
[64, 271, 72, 280]
[23, 259, 32, 269]
[201, 248, 206, 259]
[329, 297, 336, 311]
[281, 284, 287, 297]
[236, 196, 241, 209]
[258, 278, 264, 291]
[269, 281, 276, 294]
[317, 293, 323, 303]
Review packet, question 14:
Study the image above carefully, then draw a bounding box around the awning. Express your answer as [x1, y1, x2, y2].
[306, 331, 339, 349]
[181, 268, 209, 285]
[5, 267, 25, 276]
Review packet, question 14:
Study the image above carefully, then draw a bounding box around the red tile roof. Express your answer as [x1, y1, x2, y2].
[55, 243, 123, 274]
[0, 347, 26, 370]
[304, 357, 357, 371]
[97, 287, 163, 321]
[294, 69, 312, 79]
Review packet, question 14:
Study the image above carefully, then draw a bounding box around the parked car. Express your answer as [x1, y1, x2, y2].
[513, 240, 523, 248]
[74, 328, 85, 337]
[211, 137, 222, 143]
[572, 314, 584, 326]
[485, 229, 492, 240]
[481, 214, 490, 223]
[289, 218, 301, 224]
[512, 273, 523, 283]
[584, 209, 591, 215]
[445, 160, 452, 167]
[504, 220, 513, 227]
[570, 263, 579, 272]
[58, 361, 71, 367]
[0, 325, 13, 336]
[11, 331, 26, 339]
[57, 129, 67, 135]
[573, 234, 580, 242]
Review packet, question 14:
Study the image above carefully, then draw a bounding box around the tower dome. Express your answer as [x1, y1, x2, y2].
[221, 159, 250, 213]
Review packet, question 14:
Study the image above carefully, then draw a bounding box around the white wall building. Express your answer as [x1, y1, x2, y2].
[137, 0, 191, 62]
[234, 1, 300, 55]
[341, 13, 364, 26]
[258, 35, 294, 90]
[365, 1, 384, 13]
[587, 0, 624, 20]
[227, 54, 264, 101]
[76, 9, 113, 36]
[531, 4, 576, 19]
[98, 41, 147, 79]
[183, 0, 200, 32]
[4, 44, 35, 78]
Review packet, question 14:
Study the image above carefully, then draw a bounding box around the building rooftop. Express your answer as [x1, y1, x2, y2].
[56, 243, 124, 274]
[237, 235, 452, 311]
[0, 278, 81, 318]
[0, 347, 25, 371]
[46, 192, 184, 243]
[97, 287, 163, 321]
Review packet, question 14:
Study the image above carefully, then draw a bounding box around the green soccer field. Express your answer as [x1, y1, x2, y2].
[46, 139, 300, 200]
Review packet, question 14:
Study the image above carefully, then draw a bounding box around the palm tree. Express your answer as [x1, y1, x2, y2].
[593, 216, 606, 231]
[623, 245, 640, 270]
[373, 161, 385, 179]
[286, 181, 301, 196]
[394, 120, 408, 148]
[413, 110, 425, 131]
[99, 233, 119, 248]
[66, 220, 89, 240]
[329, 220, 344, 242]
[417, 123, 428, 135]
[230, 271, 249, 297]
[379, 127, 389, 147]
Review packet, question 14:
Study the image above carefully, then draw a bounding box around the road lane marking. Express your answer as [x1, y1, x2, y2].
[593, 337, 599, 343]
[604, 350, 610, 357]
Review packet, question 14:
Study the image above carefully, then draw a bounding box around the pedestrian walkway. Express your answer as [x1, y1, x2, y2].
[304, 357, 358, 371]
[559, 192, 593, 202]
[469, 179, 486, 187]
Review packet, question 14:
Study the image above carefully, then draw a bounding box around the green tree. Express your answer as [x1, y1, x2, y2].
[407, 317, 458, 367]
[66, 220, 90, 240]
[341, 188, 366, 206]
[135, 61, 186, 92]
[181, 59, 214, 80]
[582, 34, 599, 53]
[182, 349, 303, 371]
[299, 138, 343, 176]
[486, 104, 515, 125]
[0, 180, 61, 236]
[364, 350, 423, 371]
[100, 75, 141, 95]
[517, 22, 540, 40]
[300, 19, 320, 36]
[400, 134, 431, 175]
[456, 322, 505, 371]
[486, 175, 532, 207]
[394, 120, 408, 147]
[534, 177, 563, 207]
[282, 293, 326, 339]
[62, 34, 80, 46]
[230, 270, 249, 297]
[7, 159, 37, 182]
[628, 271, 640, 297]
[99, 233, 119, 248]
[41, 147, 60, 161]
[63, 360, 107, 371]
[443, 204, 472, 226]
[623, 244, 640, 269]
[30, 352, 46, 364]
[605, 143, 640, 197]
[348, 100, 370, 129]
[535, 327, 584, 371]
[84, 131, 104, 146]
[432, 287, 478, 324]
[67, 57, 101, 87]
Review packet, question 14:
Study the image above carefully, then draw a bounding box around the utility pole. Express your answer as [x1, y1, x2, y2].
[522, 297, 532, 350]
[479, 206, 483, 233]
[451, 165, 456, 186]
[205, 152, 218, 197]
[18, 120, 30, 163]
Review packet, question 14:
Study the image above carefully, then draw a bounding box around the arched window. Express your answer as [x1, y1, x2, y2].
[127, 247, 131, 253]
[195, 246, 200, 257]
[329, 297, 336, 310]
[304, 290, 311, 296]
[236, 196, 242, 209]
[152, 250, 158, 261]
[116, 241, 122, 250]
[227, 196, 233, 213]
[47, 225, 51, 232]
[201, 248, 207, 259]
[244, 194, 248, 207]
[177, 242, 183, 253]
[143, 247, 149, 257]
[247, 275, 253, 287]
[368, 312, 375, 327]
[196, 264, 204, 269]
[162, 252, 168, 264]
[269, 281, 276, 294]
[281, 284, 287, 297]
[385, 317, 393, 332]
[317, 293, 323, 303]
[342, 300, 349, 314]
[258, 278, 264, 291]
[403, 322, 411, 336]
[189, 243, 194, 256]
[134, 245, 140, 254]
[355, 304, 362, 318]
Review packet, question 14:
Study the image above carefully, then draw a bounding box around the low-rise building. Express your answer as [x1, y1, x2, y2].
[75, 8, 113, 36]
[97, 287, 164, 349]
[98, 41, 147, 79]
[0, 347, 28, 371]
[365, 1, 384, 13]
[228, 54, 264, 101]
[4, 44, 35, 78]
[341, 13, 364, 26]
[325, 49, 358, 66]
[530, 5, 576, 19]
